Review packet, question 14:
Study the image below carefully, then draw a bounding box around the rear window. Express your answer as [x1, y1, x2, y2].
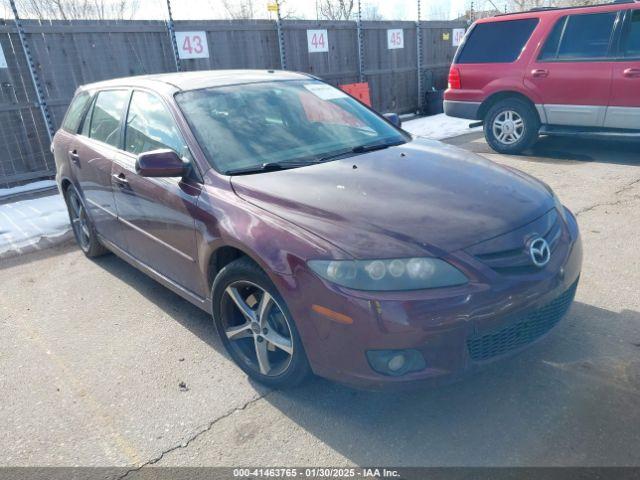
[88, 90, 130, 148]
[456, 18, 539, 64]
[540, 12, 617, 61]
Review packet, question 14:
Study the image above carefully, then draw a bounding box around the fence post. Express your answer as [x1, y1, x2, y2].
[275, 0, 287, 70]
[166, 0, 182, 72]
[8, 0, 53, 143]
[416, 0, 423, 114]
[356, 0, 365, 83]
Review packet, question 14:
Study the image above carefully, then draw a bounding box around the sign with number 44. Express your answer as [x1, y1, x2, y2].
[307, 30, 329, 53]
[175, 31, 209, 59]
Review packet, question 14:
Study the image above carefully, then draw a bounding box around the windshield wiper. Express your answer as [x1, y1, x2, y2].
[225, 161, 318, 176]
[318, 140, 406, 163]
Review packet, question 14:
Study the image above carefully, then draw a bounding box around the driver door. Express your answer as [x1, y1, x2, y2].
[111, 89, 205, 297]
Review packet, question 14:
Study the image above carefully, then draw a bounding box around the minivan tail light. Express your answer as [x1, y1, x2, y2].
[448, 67, 461, 89]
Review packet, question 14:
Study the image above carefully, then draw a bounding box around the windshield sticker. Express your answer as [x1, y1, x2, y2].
[303, 83, 348, 101]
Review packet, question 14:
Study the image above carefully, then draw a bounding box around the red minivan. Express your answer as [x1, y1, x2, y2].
[445, 0, 640, 154]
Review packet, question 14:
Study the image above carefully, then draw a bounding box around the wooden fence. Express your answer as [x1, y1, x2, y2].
[0, 18, 466, 187]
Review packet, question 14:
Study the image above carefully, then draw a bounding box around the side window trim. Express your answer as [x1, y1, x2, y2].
[77, 93, 96, 136]
[539, 11, 621, 62]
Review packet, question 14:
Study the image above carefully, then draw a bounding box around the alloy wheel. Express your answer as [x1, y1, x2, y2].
[221, 281, 294, 377]
[67, 189, 91, 251]
[492, 110, 525, 145]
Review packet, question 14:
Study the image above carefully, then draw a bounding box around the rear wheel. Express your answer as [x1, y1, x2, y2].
[64, 185, 108, 258]
[484, 98, 540, 154]
[212, 257, 312, 388]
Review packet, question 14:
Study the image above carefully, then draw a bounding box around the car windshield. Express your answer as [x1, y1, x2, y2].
[175, 80, 407, 174]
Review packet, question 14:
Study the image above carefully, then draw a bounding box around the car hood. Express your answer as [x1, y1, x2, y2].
[231, 137, 553, 259]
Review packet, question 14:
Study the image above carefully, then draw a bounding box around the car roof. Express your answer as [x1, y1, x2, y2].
[477, 0, 636, 23]
[78, 69, 313, 93]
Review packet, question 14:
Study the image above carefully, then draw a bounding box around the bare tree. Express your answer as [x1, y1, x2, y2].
[13, 0, 139, 20]
[222, 0, 254, 19]
[360, 4, 383, 21]
[318, 0, 355, 21]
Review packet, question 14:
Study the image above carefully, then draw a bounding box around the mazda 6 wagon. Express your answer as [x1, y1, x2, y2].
[53, 70, 582, 389]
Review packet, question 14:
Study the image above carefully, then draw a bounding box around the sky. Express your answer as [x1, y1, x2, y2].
[127, 0, 472, 22]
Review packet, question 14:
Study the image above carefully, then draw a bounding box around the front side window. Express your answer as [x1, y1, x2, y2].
[556, 12, 617, 60]
[622, 10, 640, 58]
[62, 91, 91, 133]
[456, 18, 539, 64]
[125, 91, 185, 156]
[175, 80, 407, 174]
[88, 90, 130, 147]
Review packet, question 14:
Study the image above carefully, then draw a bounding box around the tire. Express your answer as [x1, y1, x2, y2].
[211, 257, 312, 388]
[64, 184, 109, 258]
[484, 98, 540, 154]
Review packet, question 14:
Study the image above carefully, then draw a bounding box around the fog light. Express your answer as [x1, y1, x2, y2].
[366, 349, 426, 377]
[388, 354, 406, 372]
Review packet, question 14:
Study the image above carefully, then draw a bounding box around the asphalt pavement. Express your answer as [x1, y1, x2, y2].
[1, 132, 639, 470]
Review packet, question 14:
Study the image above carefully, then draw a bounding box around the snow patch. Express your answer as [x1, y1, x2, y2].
[0, 194, 71, 258]
[0, 180, 57, 199]
[403, 113, 482, 140]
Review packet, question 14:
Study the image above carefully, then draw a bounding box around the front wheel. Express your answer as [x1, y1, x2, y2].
[211, 257, 312, 388]
[484, 98, 540, 154]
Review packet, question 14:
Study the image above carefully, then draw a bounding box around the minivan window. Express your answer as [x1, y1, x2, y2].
[623, 10, 640, 57]
[88, 90, 129, 148]
[125, 91, 185, 156]
[556, 12, 617, 60]
[175, 80, 407, 174]
[62, 91, 91, 133]
[456, 19, 539, 64]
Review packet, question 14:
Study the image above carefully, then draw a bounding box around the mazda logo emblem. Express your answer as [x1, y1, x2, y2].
[529, 237, 551, 267]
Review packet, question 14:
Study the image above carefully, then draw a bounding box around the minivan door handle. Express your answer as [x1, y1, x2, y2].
[69, 149, 80, 165]
[623, 68, 640, 78]
[531, 69, 549, 78]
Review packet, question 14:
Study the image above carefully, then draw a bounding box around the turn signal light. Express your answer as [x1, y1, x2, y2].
[448, 67, 461, 89]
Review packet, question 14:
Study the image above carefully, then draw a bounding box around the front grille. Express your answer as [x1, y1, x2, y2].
[466, 281, 578, 361]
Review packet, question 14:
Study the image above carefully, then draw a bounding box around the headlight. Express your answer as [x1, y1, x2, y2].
[307, 257, 468, 291]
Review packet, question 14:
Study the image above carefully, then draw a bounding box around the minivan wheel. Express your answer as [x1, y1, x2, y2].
[484, 98, 540, 154]
[64, 185, 108, 258]
[212, 257, 312, 388]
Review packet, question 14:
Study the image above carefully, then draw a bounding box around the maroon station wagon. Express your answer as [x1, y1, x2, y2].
[53, 70, 582, 389]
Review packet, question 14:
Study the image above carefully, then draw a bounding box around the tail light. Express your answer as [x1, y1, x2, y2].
[448, 67, 461, 89]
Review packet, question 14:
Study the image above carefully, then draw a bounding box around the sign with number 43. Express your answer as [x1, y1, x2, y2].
[175, 31, 209, 59]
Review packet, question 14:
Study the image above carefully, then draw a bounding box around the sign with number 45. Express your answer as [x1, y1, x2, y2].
[175, 31, 209, 59]
[387, 29, 404, 50]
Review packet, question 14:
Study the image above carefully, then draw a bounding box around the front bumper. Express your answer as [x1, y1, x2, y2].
[275, 215, 582, 390]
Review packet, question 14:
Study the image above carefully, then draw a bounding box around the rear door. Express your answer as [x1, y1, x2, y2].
[605, 8, 640, 129]
[526, 11, 619, 127]
[71, 89, 130, 245]
[111, 89, 204, 296]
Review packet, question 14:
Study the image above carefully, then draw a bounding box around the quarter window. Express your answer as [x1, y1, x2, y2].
[88, 90, 130, 147]
[455, 19, 539, 64]
[622, 10, 640, 58]
[125, 91, 185, 156]
[556, 13, 617, 60]
[62, 91, 91, 133]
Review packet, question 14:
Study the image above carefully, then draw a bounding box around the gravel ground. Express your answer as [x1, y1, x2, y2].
[1, 133, 639, 470]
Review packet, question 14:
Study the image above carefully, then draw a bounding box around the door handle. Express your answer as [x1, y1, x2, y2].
[69, 150, 80, 165]
[112, 173, 129, 186]
[531, 69, 549, 78]
[623, 68, 640, 78]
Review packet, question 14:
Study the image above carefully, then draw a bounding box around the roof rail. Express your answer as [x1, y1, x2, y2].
[496, 0, 635, 17]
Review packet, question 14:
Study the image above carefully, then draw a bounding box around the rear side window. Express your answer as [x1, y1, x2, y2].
[542, 13, 617, 61]
[62, 92, 91, 133]
[622, 10, 640, 58]
[89, 90, 130, 148]
[456, 19, 539, 64]
[125, 91, 185, 155]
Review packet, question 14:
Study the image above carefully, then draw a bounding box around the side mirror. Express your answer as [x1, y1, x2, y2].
[383, 113, 402, 128]
[136, 149, 188, 178]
